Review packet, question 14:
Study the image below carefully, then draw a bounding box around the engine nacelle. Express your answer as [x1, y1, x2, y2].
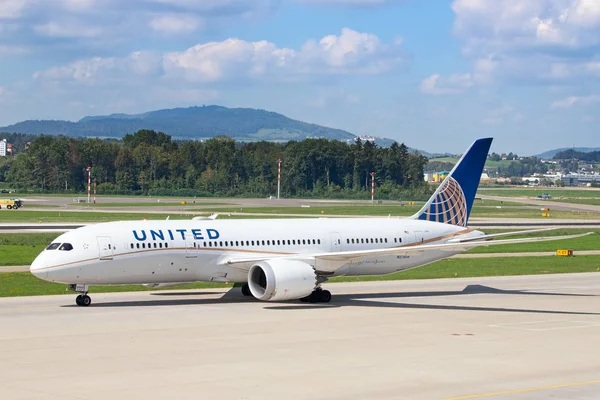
[248, 259, 317, 301]
[143, 282, 188, 289]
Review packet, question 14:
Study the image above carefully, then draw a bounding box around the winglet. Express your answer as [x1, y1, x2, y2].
[412, 137, 493, 227]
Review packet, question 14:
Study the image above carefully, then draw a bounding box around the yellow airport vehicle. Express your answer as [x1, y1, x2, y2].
[556, 249, 573, 257]
[541, 212, 549, 217]
[0, 199, 22, 210]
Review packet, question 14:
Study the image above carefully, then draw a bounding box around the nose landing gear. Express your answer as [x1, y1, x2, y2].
[68, 284, 92, 307]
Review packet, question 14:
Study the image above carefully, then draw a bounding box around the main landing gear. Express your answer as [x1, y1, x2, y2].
[241, 283, 252, 297]
[75, 294, 92, 307]
[300, 287, 332, 303]
[68, 284, 92, 307]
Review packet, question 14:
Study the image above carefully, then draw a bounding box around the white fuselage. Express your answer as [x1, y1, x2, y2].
[30, 217, 483, 285]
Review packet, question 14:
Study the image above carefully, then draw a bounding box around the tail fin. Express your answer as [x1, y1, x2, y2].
[411, 137, 493, 227]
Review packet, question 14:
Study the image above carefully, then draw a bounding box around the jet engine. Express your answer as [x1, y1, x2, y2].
[248, 259, 317, 301]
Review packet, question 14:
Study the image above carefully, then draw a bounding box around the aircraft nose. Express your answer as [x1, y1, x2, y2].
[30, 255, 48, 280]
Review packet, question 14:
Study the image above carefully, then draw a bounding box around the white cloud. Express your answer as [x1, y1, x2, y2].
[0, 0, 28, 18]
[420, 73, 474, 95]
[34, 21, 104, 38]
[34, 28, 404, 84]
[451, 0, 600, 86]
[551, 95, 600, 109]
[299, 0, 390, 4]
[148, 14, 203, 35]
[0, 0, 280, 55]
[0, 44, 29, 55]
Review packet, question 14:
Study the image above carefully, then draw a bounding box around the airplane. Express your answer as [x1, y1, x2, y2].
[29, 137, 592, 306]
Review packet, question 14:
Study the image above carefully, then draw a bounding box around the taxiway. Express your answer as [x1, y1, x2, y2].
[1, 273, 600, 399]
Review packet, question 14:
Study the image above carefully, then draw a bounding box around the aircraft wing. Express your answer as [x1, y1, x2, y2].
[445, 227, 557, 243]
[222, 231, 594, 274]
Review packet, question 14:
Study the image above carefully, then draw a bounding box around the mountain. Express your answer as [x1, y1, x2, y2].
[0, 105, 356, 143]
[535, 147, 600, 159]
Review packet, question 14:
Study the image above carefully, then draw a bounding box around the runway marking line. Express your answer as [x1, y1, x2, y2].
[444, 379, 600, 399]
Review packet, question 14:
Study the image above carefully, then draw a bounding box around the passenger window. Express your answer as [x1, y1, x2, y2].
[165, 243, 168, 248]
[318, 239, 321, 244]
[130, 243, 134, 249]
[159, 243, 163, 248]
[370, 238, 374, 243]
[375, 238, 378, 243]
[59, 243, 73, 251]
[384, 238, 388, 243]
[136, 243, 140, 249]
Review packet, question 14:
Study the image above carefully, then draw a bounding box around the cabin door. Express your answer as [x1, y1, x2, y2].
[414, 230, 425, 245]
[97, 236, 113, 260]
[330, 232, 342, 252]
[185, 234, 197, 258]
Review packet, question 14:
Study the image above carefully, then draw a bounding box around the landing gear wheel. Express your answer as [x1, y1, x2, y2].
[318, 290, 332, 303]
[241, 283, 252, 297]
[81, 295, 91, 307]
[300, 288, 332, 303]
[76, 294, 91, 306]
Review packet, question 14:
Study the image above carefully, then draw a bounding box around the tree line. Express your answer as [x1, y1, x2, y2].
[554, 149, 600, 163]
[2, 130, 433, 200]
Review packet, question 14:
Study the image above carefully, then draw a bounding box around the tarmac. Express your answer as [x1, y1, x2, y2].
[1, 273, 600, 399]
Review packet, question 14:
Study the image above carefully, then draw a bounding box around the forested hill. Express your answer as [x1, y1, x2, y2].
[3, 130, 432, 200]
[536, 147, 600, 159]
[0, 105, 358, 142]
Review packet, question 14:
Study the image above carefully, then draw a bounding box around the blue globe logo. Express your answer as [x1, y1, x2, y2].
[422, 177, 468, 226]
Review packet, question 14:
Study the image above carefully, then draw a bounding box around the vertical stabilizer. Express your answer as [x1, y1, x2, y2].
[411, 137, 493, 227]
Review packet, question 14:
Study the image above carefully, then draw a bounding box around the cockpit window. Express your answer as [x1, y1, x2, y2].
[59, 243, 74, 251]
[46, 243, 61, 250]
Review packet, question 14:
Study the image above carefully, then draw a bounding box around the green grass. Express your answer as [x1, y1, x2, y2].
[330, 255, 600, 282]
[466, 229, 600, 254]
[2, 255, 599, 297]
[479, 188, 600, 198]
[0, 233, 61, 265]
[73, 202, 232, 207]
[549, 198, 600, 206]
[0, 210, 198, 222]
[195, 205, 421, 216]
[1, 202, 599, 224]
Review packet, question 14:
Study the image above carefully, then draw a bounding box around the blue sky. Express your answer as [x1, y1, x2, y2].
[1, 0, 600, 155]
